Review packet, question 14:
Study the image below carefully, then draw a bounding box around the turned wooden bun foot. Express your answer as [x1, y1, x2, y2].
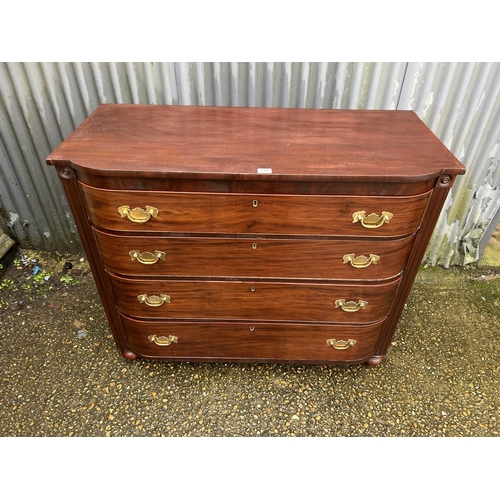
[122, 350, 137, 361]
[366, 355, 384, 366]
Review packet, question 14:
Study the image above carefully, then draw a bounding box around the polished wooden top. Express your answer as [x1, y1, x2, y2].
[46, 104, 466, 182]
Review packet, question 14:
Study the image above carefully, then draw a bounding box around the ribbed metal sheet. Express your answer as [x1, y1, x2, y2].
[0, 62, 499, 266]
[397, 62, 500, 266]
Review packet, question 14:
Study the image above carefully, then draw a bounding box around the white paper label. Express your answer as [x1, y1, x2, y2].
[257, 168, 272, 174]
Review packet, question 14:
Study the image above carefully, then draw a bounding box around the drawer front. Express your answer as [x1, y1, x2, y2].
[109, 274, 399, 323]
[95, 229, 414, 280]
[80, 183, 431, 237]
[120, 314, 385, 363]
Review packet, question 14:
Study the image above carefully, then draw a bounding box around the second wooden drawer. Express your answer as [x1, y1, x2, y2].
[94, 229, 415, 280]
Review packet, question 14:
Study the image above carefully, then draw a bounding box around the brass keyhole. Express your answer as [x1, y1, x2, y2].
[252, 243, 258, 249]
[250, 286, 256, 292]
[249, 326, 255, 332]
[252, 200, 259, 207]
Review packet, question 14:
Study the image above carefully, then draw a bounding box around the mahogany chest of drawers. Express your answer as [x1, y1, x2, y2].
[46, 104, 465, 366]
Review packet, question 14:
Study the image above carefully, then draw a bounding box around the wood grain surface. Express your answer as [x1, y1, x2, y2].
[46, 105, 465, 182]
[93, 229, 415, 281]
[76, 171, 437, 196]
[108, 274, 400, 323]
[120, 314, 385, 363]
[81, 183, 431, 237]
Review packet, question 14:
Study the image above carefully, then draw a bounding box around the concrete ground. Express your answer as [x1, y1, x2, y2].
[0, 245, 499, 437]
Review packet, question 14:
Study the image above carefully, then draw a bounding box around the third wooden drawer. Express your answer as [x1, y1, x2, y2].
[108, 274, 400, 323]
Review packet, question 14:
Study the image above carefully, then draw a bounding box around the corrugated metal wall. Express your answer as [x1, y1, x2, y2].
[398, 62, 500, 266]
[1, 62, 499, 265]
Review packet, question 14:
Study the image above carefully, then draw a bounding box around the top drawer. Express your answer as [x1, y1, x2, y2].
[80, 183, 431, 237]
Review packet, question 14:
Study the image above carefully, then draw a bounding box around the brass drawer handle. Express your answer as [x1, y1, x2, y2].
[352, 210, 393, 228]
[335, 299, 368, 312]
[137, 293, 171, 307]
[343, 253, 380, 268]
[118, 205, 159, 223]
[326, 338, 356, 350]
[129, 250, 166, 265]
[148, 335, 178, 346]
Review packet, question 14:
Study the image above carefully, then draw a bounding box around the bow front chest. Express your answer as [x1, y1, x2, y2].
[46, 105, 465, 365]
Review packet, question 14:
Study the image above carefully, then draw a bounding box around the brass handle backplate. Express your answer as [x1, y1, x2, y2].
[137, 294, 171, 307]
[129, 250, 166, 265]
[326, 338, 357, 350]
[148, 335, 178, 346]
[118, 205, 159, 223]
[343, 253, 380, 268]
[335, 299, 368, 312]
[352, 210, 393, 228]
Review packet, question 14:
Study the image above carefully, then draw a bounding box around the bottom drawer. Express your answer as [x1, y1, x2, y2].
[120, 313, 385, 364]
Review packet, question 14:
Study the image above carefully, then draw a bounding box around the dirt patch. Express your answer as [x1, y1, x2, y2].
[0, 247, 93, 316]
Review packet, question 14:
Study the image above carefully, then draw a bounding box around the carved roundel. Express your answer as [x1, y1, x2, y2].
[438, 175, 453, 187]
[57, 165, 75, 180]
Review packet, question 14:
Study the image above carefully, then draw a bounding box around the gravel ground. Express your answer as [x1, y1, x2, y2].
[0, 248, 499, 437]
